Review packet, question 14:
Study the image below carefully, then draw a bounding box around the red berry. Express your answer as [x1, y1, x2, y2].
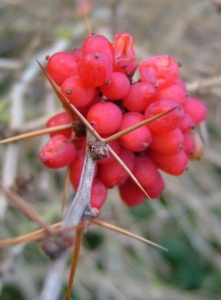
[139, 55, 179, 88]
[82, 34, 115, 65]
[183, 133, 195, 157]
[60, 75, 95, 107]
[112, 31, 137, 75]
[179, 112, 195, 133]
[99, 147, 135, 187]
[145, 100, 184, 135]
[149, 128, 184, 155]
[78, 51, 113, 87]
[155, 83, 187, 106]
[184, 97, 208, 125]
[150, 149, 188, 175]
[145, 173, 165, 199]
[122, 82, 156, 112]
[87, 101, 122, 134]
[40, 135, 76, 169]
[90, 178, 108, 209]
[100, 72, 130, 100]
[119, 112, 153, 152]
[132, 156, 160, 187]
[46, 111, 73, 139]
[46, 52, 78, 86]
[119, 178, 145, 206]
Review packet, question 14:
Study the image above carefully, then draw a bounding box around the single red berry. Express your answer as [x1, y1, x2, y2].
[145, 100, 184, 135]
[87, 101, 122, 134]
[40, 135, 76, 169]
[78, 51, 113, 87]
[119, 178, 146, 206]
[90, 178, 108, 209]
[119, 112, 153, 152]
[46, 111, 73, 139]
[184, 97, 208, 125]
[149, 128, 184, 155]
[82, 34, 115, 65]
[149, 149, 188, 175]
[60, 75, 95, 107]
[46, 52, 78, 86]
[100, 72, 130, 100]
[155, 83, 187, 106]
[99, 147, 135, 188]
[122, 82, 156, 112]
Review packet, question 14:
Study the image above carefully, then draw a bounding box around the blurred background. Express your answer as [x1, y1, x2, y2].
[0, 0, 221, 299]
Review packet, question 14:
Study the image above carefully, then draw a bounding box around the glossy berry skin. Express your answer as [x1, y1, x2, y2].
[122, 82, 156, 112]
[139, 55, 179, 88]
[46, 52, 78, 86]
[61, 75, 95, 107]
[184, 97, 208, 125]
[119, 112, 153, 152]
[90, 178, 108, 209]
[99, 147, 135, 188]
[156, 83, 187, 106]
[46, 111, 73, 139]
[132, 156, 160, 187]
[87, 101, 122, 134]
[179, 113, 195, 133]
[100, 72, 130, 100]
[78, 51, 113, 87]
[40, 135, 76, 169]
[145, 100, 184, 135]
[119, 177, 146, 206]
[149, 128, 184, 155]
[150, 149, 188, 175]
[82, 34, 115, 65]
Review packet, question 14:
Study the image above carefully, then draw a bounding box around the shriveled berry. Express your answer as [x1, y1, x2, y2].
[139, 55, 179, 88]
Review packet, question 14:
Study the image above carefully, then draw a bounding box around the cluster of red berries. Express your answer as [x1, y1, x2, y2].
[40, 32, 207, 208]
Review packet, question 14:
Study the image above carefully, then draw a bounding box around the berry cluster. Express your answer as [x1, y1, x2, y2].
[40, 32, 207, 208]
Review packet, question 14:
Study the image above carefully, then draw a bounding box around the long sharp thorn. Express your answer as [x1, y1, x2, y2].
[65, 227, 83, 300]
[92, 219, 168, 251]
[0, 124, 72, 144]
[0, 181, 51, 233]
